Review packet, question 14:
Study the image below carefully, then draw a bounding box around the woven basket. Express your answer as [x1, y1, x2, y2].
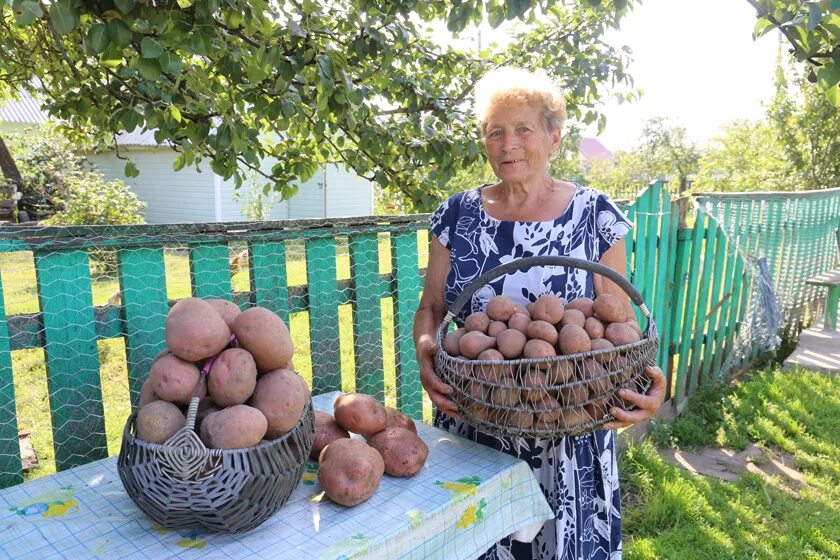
[118, 386, 314, 534]
[434, 256, 658, 438]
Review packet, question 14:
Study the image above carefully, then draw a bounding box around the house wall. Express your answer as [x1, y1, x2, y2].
[86, 149, 216, 223]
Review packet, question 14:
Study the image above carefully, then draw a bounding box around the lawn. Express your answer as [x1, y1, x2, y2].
[621, 368, 840, 560]
[1, 231, 432, 481]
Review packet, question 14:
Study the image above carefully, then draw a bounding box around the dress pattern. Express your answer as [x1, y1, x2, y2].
[429, 184, 632, 560]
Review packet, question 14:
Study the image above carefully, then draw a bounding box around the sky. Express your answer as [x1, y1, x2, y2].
[590, 0, 782, 152]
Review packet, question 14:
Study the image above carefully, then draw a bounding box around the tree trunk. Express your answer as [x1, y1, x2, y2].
[0, 135, 22, 184]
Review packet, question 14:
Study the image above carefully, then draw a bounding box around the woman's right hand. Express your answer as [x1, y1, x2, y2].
[417, 338, 460, 421]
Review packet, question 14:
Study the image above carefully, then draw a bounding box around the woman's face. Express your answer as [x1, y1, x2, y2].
[483, 103, 561, 185]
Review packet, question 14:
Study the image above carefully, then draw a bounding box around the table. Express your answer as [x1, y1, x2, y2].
[805, 269, 840, 331]
[0, 391, 554, 560]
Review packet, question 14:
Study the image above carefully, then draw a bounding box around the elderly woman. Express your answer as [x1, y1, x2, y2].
[413, 66, 666, 560]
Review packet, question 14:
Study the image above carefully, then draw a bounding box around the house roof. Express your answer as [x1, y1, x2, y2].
[579, 137, 614, 160]
[0, 91, 160, 147]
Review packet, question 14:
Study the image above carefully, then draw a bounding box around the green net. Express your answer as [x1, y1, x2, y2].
[0, 217, 431, 486]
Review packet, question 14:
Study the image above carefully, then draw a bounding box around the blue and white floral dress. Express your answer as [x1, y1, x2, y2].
[429, 184, 632, 560]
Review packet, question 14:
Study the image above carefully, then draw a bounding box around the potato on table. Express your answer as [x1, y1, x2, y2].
[312, 411, 351, 460]
[148, 353, 203, 405]
[367, 427, 429, 477]
[165, 297, 231, 362]
[333, 393, 388, 435]
[199, 404, 267, 449]
[318, 438, 385, 507]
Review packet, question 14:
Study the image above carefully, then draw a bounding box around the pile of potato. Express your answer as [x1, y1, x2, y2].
[443, 293, 645, 431]
[312, 393, 428, 507]
[135, 297, 310, 450]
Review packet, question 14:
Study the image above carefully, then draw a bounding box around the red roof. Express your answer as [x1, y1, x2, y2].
[579, 137, 614, 161]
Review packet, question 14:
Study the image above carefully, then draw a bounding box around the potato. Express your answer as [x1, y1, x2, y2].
[593, 294, 626, 323]
[333, 393, 388, 435]
[208, 348, 258, 407]
[623, 299, 636, 322]
[312, 411, 351, 460]
[584, 317, 605, 339]
[476, 348, 506, 382]
[589, 338, 616, 363]
[488, 320, 508, 338]
[604, 322, 642, 347]
[463, 399, 491, 423]
[231, 307, 294, 373]
[559, 407, 590, 431]
[526, 320, 558, 345]
[565, 297, 594, 318]
[458, 331, 497, 359]
[138, 378, 158, 408]
[251, 368, 310, 438]
[520, 369, 551, 404]
[149, 353, 202, 405]
[464, 311, 490, 333]
[523, 339, 556, 369]
[443, 328, 466, 356]
[486, 295, 516, 322]
[580, 359, 614, 398]
[384, 406, 416, 434]
[199, 404, 267, 449]
[585, 397, 611, 424]
[166, 297, 231, 362]
[501, 410, 533, 430]
[559, 309, 586, 329]
[496, 329, 527, 359]
[534, 406, 563, 430]
[507, 312, 531, 334]
[557, 324, 591, 355]
[492, 385, 521, 407]
[525, 302, 536, 316]
[545, 359, 575, 385]
[513, 304, 531, 318]
[532, 294, 565, 324]
[368, 427, 428, 477]
[195, 397, 221, 433]
[136, 400, 185, 444]
[318, 438, 384, 506]
[560, 383, 588, 406]
[627, 320, 643, 338]
[206, 298, 241, 328]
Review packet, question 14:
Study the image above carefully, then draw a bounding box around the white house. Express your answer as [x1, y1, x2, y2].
[0, 92, 374, 223]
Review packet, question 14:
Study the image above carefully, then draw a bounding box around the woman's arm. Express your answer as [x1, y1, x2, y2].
[414, 236, 460, 419]
[595, 238, 667, 429]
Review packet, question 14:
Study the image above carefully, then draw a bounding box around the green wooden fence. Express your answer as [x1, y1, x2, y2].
[1, 184, 839, 489]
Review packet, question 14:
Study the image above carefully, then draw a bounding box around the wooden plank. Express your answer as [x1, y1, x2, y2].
[719, 201, 746, 377]
[631, 187, 653, 313]
[681, 213, 707, 398]
[710, 203, 735, 380]
[658, 196, 679, 397]
[391, 231, 423, 419]
[652, 184, 670, 370]
[670, 227, 692, 408]
[350, 233, 385, 402]
[189, 243, 232, 300]
[690, 214, 719, 390]
[34, 249, 107, 471]
[306, 238, 341, 394]
[250, 241, 290, 322]
[118, 247, 169, 410]
[0, 263, 23, 489]
[701, 206, 728, 384]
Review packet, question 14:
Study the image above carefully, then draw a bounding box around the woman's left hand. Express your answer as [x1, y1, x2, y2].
[602, 365, 666, 430]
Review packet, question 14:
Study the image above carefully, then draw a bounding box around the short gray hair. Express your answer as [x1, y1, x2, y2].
[474, 66, 567, 135]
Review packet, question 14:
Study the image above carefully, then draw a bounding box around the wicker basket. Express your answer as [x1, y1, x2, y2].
[434, 256, 658, 438]
[118, 383, 314, 534]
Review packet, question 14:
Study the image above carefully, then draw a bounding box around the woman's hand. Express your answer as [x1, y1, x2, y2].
[417, 338, 460, 421]
[602, 365, 666, 430]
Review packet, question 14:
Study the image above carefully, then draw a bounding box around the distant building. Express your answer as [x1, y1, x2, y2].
[579, 137, 614, 164]
[0, 92, 374, 223]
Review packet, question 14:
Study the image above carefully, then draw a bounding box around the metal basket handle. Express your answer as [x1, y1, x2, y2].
[439, 255, 657, 340]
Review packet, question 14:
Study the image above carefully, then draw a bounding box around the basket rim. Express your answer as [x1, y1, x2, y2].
[436, 335, 655, 364]
[122, 396, 313, 457]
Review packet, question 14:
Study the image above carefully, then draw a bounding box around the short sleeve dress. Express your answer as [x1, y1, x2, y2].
[428, 184, 632, 560]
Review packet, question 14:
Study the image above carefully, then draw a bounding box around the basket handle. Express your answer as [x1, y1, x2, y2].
[442, 255, 654, 327]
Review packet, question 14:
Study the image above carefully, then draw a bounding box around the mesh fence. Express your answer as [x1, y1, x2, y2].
[0, 217, 431, 486]
[696, 188, 840, 342]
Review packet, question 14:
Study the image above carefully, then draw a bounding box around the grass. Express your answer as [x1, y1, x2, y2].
[1, 231, 431, 482]
[621, 367, 840, 560]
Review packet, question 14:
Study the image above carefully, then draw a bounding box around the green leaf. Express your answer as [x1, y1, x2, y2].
[488, 5, 505, 28]
[124, 161, 140, 178]
[99, 44, 124, 68]
[753, 17, 775, 38]
[107, 19, 133, 47]
[137, 57, 162, 80]
[176, 0, 193, 7]
[807, 1, 822, 30]
[159, 51, 182, 73]
[49, 0, 79, 35]
[169, 105, 182, 122]
[88, 23, 109, 53]
[12, 0, 42, 26]
[140, 36, 164, 58]
[826, 83, 840, 107]
[114, 0, 136, 14]
[120, 108, 141, 132]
